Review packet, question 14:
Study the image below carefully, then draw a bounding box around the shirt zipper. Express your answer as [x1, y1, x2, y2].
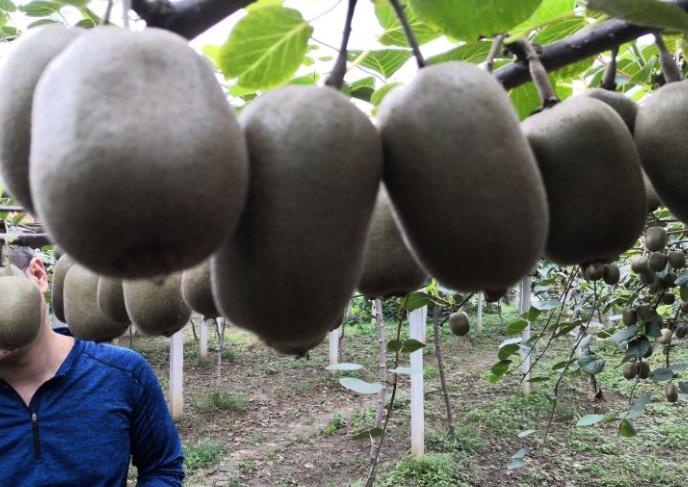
[31, 411, 42, 460]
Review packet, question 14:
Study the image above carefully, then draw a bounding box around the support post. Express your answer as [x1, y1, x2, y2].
[476, 293, 484, 335]
[169, 329, 184, 420]
[329, 325, 340, 366]
[199, 318, 209, 359]
[519, 277, 532, 395]
[408, 305, 427, 458]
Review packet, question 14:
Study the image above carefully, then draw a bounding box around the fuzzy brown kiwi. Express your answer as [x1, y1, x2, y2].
[96, 277, 130, 326]
[636, 305, 651, 319]
[676, 325, 687, 339]
[358, 186, 427, 298]
[63, 264, 128, 341]
[582, 88, 638, 132]
[623, 362, 638, 380]
[378, 61, 548, 291]
[603, 264, 620, 285]
[623, 308, 638, 326]
[211, 85, 382, 355]
[648, 252, 668, 272]
[668, 251, 686, 269]
[522, 96, 646, 265]
[665, 383, 679, 403]
[644, 173, 662, 212]
[681, 301, 688, 313]
[51, 254, 74, 323]
[0, 275, 42, 349]
[645, 227, 667, 252]
[658, 328, 673, 345]
[661, 272, 677, 288]
[448, 311, 470, 337]
[630, 256, 650, 273]
[661, 291, 676, 305]
[484, 289, 507, 303]
[639, 270, 657, 286]
[638, 361, 651, 379]
[181, 260, 220, 319]
[123, 273, 191, 337]
[0, 25, 83, 213]
[583, 263, 604, 281]
[30, 26, 249, 278]
[635, 80, 688, 224]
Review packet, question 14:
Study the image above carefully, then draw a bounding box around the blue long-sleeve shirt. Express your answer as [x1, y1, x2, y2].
[0, 333, 184, 486]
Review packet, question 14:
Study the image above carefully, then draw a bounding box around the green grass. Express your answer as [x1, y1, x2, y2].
[184, 440, 228, 472]
[356, 453, 479, 487]
[196, 389, 248, 413]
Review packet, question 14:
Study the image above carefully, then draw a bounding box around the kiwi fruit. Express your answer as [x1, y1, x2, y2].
[211, 85, 382, 355]
[635, 80, 688, 224]
[603, 264, 620, 285]
[638, 361, 651, 379]
[661, 291, 676, 305]
[30, 26, 249, 278]
[123, 273, 191, 337]
[0, 275, 42, 349]
[645, 227, 667, 252]
[644, 343, 654, 358]
[377, 61, 548, 291]
[661, 272, 677, 288]
[668, 251, 686, 269]
[358, 186, 427, 298]
[583, 263, 604, 281]
[636, 304, 651, 319]
[644, 173, 662, 212]
[665, 383, 679, 403]
[522, 96, 646, 265]
[448, 311, 470, 337]
[53, 245, 65, 261]
[658, 328, 673, 345]
[622, 308, 638, 325]
[676, 325, 687, 339]
[681, 301, 688, 313]
[484, 289, 507, 302]
[0, 263, 24, 277]
[623, 362, 638, 380]
[51, 254, 74, 323]
[648, 252, 668, 272]
[639, 270, 657, 286]
[0, 25, 82, 213]
[582, 88, 638, 132]
[630, 256, 650, 273]
[181, 260, 219, 319]
[63, 264, 128, 342]
[96, 277, 130, 326]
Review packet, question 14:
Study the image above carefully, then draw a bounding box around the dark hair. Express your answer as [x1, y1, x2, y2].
[8, 246, 34, 271]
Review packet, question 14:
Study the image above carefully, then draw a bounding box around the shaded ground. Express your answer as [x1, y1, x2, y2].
[124, 304, 688, 487]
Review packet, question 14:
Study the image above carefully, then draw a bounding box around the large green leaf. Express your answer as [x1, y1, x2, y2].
[513, 0, 577, 36]
[218, 5, 313, 90]
[19, 0, 60, 16]
[339, 378, 383, 395]
[410, 0, 543, 40]
[426, 41, 493, 65]
[587, 0, 688, 31]
[373, 0, 440, 47]
[348, 49, 413, 79]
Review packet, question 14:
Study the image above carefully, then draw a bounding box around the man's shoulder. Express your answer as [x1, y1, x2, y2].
[79, 340, 152, 381]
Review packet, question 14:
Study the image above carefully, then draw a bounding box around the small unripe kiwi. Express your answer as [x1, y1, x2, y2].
[51, 254, 74, 323]
[623, 362, 639, 380]
[30, 26, 249, 278]
[668, 251, 686, 269]
[64, 264, 128, 342]
[379, 61, 548, 290]
[448, 311, 470, 336]
[583, 263, 604, 281]
[630, 256, 650, 274]
[96, 277, 130, 326]
[358, 187, 427, 298]
[643, 172, 662, 212]
[638, 361, 651, 379]
[681, 301, 688, 313]
[661, 272, 677, 288]
[0, 25, 83, 213]
[181, 260, 220, 319]
[658, 328, 673, 345]
[648, 252, 668, 272]
[661, 291, 676, 305]
[665, 383, 679, 403]
[0, 275, 42, 349]
[645, 227, 667, 252]
[522, 96, 645, 265]
[639, 270, 657, 286]
[676, 325, 687, 339]
[636, 304, 651, 319]
[603, 264, 620, 285]
[123, 273, 191, 337]
[623, 308, 638, 325]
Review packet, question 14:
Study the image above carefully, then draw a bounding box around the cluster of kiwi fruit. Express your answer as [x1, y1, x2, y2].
[1, 22, 682, 355]
[0, 261, 42, 350]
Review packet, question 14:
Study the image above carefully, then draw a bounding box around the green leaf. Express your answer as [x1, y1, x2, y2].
[325, 363, 362, 372]
[387, 339, 403, 353]
[507, 458, 526, 470]
[512, 0, 577, 37]
[410, 0, 543, 40]
[491, 360, 511, 377]
[370, 82, 401, 113]
[587, 0, 688, 32]
[405, 291, 432, 311]
[498, 343, 520, 360]
[534, 16, 587, 45]
[0, 0, 17, 12]
[676, 271, 688, 286]
[611, 324, 639, 344]
[626, 336, 650, 358]
[218, 5, 313, 90]
[512, 447, 531, 459]
[578, 352, 605, 375]
[353, 427, 384, 440]
[506, 319, 529, 336]
[619, 418, 636, 437]
[350, 76, 376, 102]
[27, 18, 57, 28]
[400, 339, 426, 354]
[348, 49, 413, 79]
[389, 366, 422, 375]
[533, 299, 559, 311]
[426, 41, 493, 65]
[19, 0, 60, 16]
[339, 378, 383, 395]
[518, 429, 537, 438]
[527, 376, 550, 383]
[373, 0, 440, 47]
[554, 321, 580, 338]
[679, 382, 688, 394]
[577, 414, 605, 426]
[649, 367, 674, 383]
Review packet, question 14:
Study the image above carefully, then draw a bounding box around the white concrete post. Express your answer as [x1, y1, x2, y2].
[329, 326, 340, 366]
[476, 293, 484, 335]
[408, 305, 427, 458]
[519, 278, 532, 395]
[199, 319, 209, 359]
[170, 330, 184, 420]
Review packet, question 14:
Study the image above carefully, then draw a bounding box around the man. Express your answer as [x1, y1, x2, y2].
[0, 247, 185, 486]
